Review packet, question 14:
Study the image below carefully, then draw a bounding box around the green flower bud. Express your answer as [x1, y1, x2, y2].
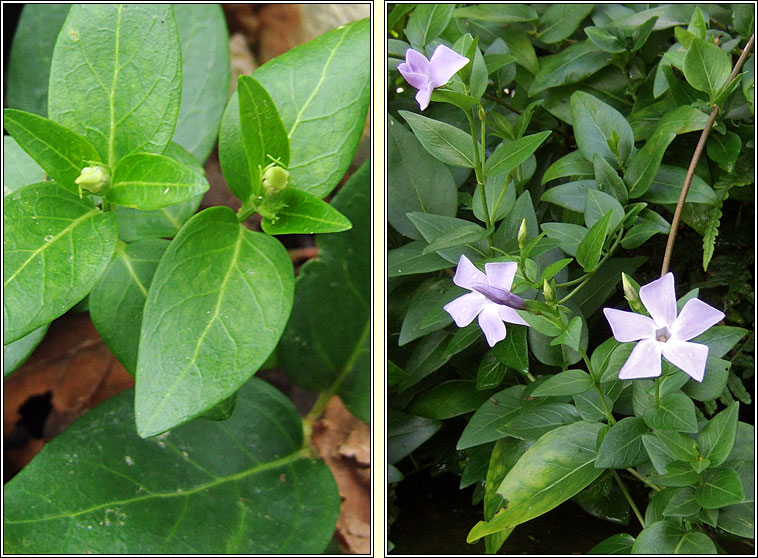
[262, 165, 290, 194]
[75, 165, 110, 194]
[517, 218, 528, 251]
[543, 279, 556, 305]
[622, 272, 645, 314]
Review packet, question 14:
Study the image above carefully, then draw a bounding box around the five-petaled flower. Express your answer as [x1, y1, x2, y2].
[443, 255, 528, 347]
[397, 44, 469, 111]
[603, 272, 725, 382]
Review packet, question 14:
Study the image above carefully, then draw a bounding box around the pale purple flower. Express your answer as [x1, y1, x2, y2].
[443, 255, 529, 347]
[397, 44, 469, 110]
[603, 273, 725, 382]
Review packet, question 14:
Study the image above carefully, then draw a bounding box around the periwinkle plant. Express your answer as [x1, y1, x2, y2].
[4, 4, 369, 554]
[388, 3, 753, 554]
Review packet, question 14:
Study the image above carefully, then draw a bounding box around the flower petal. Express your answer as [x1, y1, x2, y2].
[496, 304, 529, 326]
[414, 85, 434, 111]
[639, 272, 677, 327]
[671, 298, 725, 341]
[618, 338, 662, 380]
[661, 339, 709, 382]
[397, 67, 430, 91]
[444, 292, 485, 327]
[404, 48, 430, 74]
[478, 304, 506, 347]
[603, 308, 656, 342]
[484, 261, 518, 290]
[452, 254, 487, 290]
[428, 44, 469, 88]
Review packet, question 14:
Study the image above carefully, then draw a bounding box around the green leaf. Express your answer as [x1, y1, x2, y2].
[409, 380, 493, 419]
[648, 460, 700, 487]
[503, 26, 539, 74]
[388, 409, 442, 464]
[279, 163, 369, 422]
[3, 324, 48, 377]
[576, 211, 611, 271]
[653, 430, 699, 462]
[90, 239, 170, 375]
[477, 352, 508, 390]
[499, 403, 581, 441]
[706, 131, 742, 173]
[585, 26, 627, 54]
[473, 172, 516, 224]
[484, 131, 551, 176]
[452, 4, 538, 23]
[691, 326, 748, 358]
[681, 356, 730, 401]
[615, 5, 695, 33]
[698, 402, 739, 467]
[422, 223, 488, 254]
[457, 385, 529, 449]
[570, 91, 634, 167]
[541, 180, 598, 213]
[575, 257, 646, 317]
[542, 150, 593, 184]
[696, 468, 745, 509]
[260, 188, 352, 235]
[48, 5, 182, 166]
[4, 109, 102, 195]
[717, 461, 754, 537]
[4, 183, 118, 343]
[588, 533, 636, 554]
[683, 37, 732, 99]
[541, 222, 588, 257]
[405, 4, 454, 48]
[108, 153, 209, 211]
[642, 165, 718, 205]
[398, 279, 454, 345]
[532, 370, 593, 397]
[399, 110, 476, 168]
[135, 206, 294, 437]
[388, 241, 450, 277]
[584, 189, 625, 231]
[407, 212, 488, 264]
[537, 4, 594, 44]
[3, 380, 340, 554]
[663, 486, 700, 517]
[3, 136, 46, 196]
[6, 4, 70, 116]
[631, 520, 717, 554]
[573, 473, 631, 525]
[399, 331, 452, 391]
[595, 417, 649, 468]
[550, 316, 584, 353]
[643, 392, 699, 433]
[253, 18, 369, 198]
[491, 324, 529, 373]
[387, 115, 457, 238]
[593, 153, 628, 204]
[467, 421, 605, 541]
[171, 4, 230, 163]
[529, 42, 611, 95]
[469, 47, 489, 99]
[460, 443, 494, 489]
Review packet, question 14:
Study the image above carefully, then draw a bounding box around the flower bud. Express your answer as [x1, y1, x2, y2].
[517, 218, 528, 251]
[262, 165, 290, 194]
[75, 165, 110, 194]
[622, 272, 645, 314]
[543, 279, 556, 305]
[471, 282, 527, 310]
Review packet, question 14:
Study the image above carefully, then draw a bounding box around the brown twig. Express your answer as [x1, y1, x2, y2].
[660, 34, 755, 277]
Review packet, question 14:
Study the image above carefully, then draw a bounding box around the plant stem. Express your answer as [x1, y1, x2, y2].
[558, 229, 624, 304]
[660, 33, 755, 277]
[581, 348, 616, 424]
[625, 467, 661, 492]
[654, 376, 661, 407]
[612, 470, 645, 529]
[468, 107, 494, 232]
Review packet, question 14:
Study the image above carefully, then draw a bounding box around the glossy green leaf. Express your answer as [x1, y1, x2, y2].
[422, 223, 488, 254]
[387, 241, 450, 277]
[453, 4, 538, 23]
[3, 136, 46, 196]
[460, 443, 494, 489]
[260, 188, 352, 235]
[663, 486, 700, 517]
[532, 370, 593, 397]
[468, 421, 605, 541]
[171, 4, 229, 163]
[653, 430, 699, 462]
[681, 356, 730, 401]
[237, 75, 290, 203]
[399, 331, 452, 391]
[542, 150, 594, 184]
[6, 4, 70, 116]
[398, 278, 454, 345]
[573, 473, 631, 525]
[409, 380, 492, 420]
[595, 417, 649, 468]
[387, 115, 458, 238]
[541, 180, 598, 213]
[570, 91, 634, 167]
[491, 324, 529, 373]
[696, 468, 745, 509]
[717, 461, 754, 537]
[473, 173, 516, 224]
[529, 42, 611, 95]
[4, 380, 339, 554]
[388, 409, 442, 464]
[576, 211, 611, 271]
[477, 352, 508, 390]
[279, 163, 369, 422]
[706, 130, 742, 173]
[108, 153, 209, 211]
[642, 165, 718, 205]
[588, 533, 636, 554]
[135, 206, 294, 437]
[48, 5, 181, 166]
[631, 520, 717, 554]
[537, 4, 594, 44]
[3, 324, 48, 377]
[540, 222, 588, 257]
[443, 323, 482, 358]
[584, 190, 625, 231]
[484, 131, 551, 176]
[683, 37, 732, 99]
[399, 110, 476, 168]
[692, 326, 748, 358]
[643, 392, 698, 433]
[4, 182, 118, 343]
[499, 403, 581, 441]
[407, 212, 488, 264]
[550, 316, 584, 353]
[575, 257, 646, 317]
[90, 239, 170, 375]
[698, 402, 739, 468]
[457, 385, 529, 449]
[585, 26, 627, 54]
[593, 153, 628, 204]
[405, 4, 454, 48]
[4, 109, 102, 195]
[253, 18, 369, 198]
[648, 461, 700, 487]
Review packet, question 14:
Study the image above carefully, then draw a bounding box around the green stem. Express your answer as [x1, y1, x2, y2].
[654, 377, 661, 407]
[581, 348, 616, 425]
[236, 203, 258, 223]
[625, 467, 661, 492]
[612, 470, 645, 529]
[558, 228, 625, 305]
[467, 107, 493, 233]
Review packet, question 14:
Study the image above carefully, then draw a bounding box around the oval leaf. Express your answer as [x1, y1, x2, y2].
[260, 188, 351, 235]
[399, 110, 476, 168]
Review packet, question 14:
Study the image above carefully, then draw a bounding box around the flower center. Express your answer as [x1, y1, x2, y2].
[655, 326, 671, 343]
